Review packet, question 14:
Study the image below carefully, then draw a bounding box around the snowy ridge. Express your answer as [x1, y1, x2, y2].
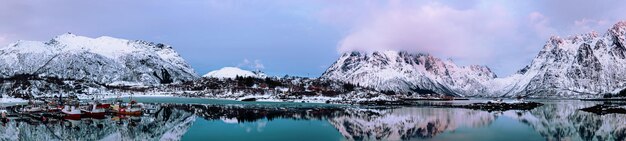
[321, 50, 496, 96]
[486, 21, 626, 98]
[202, 67, 266, 79]
[0, 33, 199, 85]
[324, 21, 626, 98]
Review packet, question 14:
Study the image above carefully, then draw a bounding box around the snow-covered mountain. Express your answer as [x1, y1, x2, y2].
[0, 33, 198, 85]
[487, 21, 626, 98]
[321, 51, 496, 96]
[203, 67, 266, 79]
[323, 21, 626, 98]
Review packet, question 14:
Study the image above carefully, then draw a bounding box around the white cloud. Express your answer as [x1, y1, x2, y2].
[0, 35, 6, 47]
[238, 59, 265, 70]
[335, 1, 523, 65]
[528, 12, 558, 39]
[191, 1, 626, 76]
[2, 0, 626, 76]
[320, 1, 626, 76]
[570, 18, 611, 35]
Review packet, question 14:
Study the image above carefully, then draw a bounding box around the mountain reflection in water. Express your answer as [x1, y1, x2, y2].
[0, 103, 196, 141]
[0, 100, 624, 141]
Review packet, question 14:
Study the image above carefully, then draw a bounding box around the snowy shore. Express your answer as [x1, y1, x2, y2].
[0, 97, 28, 104]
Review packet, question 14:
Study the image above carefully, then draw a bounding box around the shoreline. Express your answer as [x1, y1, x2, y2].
[75, 93, 176, 100]
[579, 98, 626, 101]
[0, 97, 28, 105]
[6, 92, 615, 106]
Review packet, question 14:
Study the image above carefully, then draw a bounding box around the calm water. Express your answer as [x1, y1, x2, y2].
[0, 97, 625, 141]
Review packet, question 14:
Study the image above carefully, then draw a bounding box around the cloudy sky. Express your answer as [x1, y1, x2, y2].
[1, 0, 625, 77]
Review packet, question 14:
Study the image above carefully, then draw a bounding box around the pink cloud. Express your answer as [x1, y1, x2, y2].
[571, 18, 611, 35]
[335, 2, 521, 63]
[529, 12, 557, 39]
[0, 34, 9, 47]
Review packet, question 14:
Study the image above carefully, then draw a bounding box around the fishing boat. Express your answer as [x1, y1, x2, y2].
[0, 106, 7, 120]
[61, 103, 82, 119]
[81, 101, 108, 118]
[111, 93, 144, 116]
[0, 107, 8, 125]
[113, 100, 143, 116]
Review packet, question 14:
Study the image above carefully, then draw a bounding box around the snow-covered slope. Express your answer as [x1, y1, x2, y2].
[323, 21, 626, 98]
[321, 51, 496, 96]
[487, 21, 626, 98]
[203, 67, 266, 79]
[0, 33, 198, 85]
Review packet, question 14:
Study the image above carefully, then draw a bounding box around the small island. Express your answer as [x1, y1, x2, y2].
[580, 104, 626, 115]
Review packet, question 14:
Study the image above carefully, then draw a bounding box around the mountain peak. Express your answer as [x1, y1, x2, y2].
[324, 50, 495, 96]
[203, 67, 266, 79]
[548, 36, 564, 46]
[609, 21, 626, 47]
[0, 34, 199, 86]
[56, 32, 76, 38]
[492, 20, 626, 98]
[611, 20, 626, 32]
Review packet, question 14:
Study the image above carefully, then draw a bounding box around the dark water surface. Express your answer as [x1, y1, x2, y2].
[0, 97, 624, 141]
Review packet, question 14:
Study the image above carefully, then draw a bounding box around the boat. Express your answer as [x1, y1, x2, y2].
[61, 104, 82, 119]
[56, 92, 82, 119]
[112, 100, 143, 116]
[0, 106, 8, 122]
[0, 107, 8, 126]
[81, 101, 108, 118]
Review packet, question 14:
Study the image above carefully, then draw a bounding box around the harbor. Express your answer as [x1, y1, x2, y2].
[0, 95, 150, 126]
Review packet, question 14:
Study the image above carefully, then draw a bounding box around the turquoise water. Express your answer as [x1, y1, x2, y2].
[181, 110, 545, 141]
[182, 118, 343, 141]
[118, 97, 339, 107]
[173, 99, 624, 141]
[2, 97, 624, 141]
[429, 116, 544, 141]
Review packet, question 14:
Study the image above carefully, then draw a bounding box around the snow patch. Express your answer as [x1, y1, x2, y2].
[203, 67, 265, 79]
